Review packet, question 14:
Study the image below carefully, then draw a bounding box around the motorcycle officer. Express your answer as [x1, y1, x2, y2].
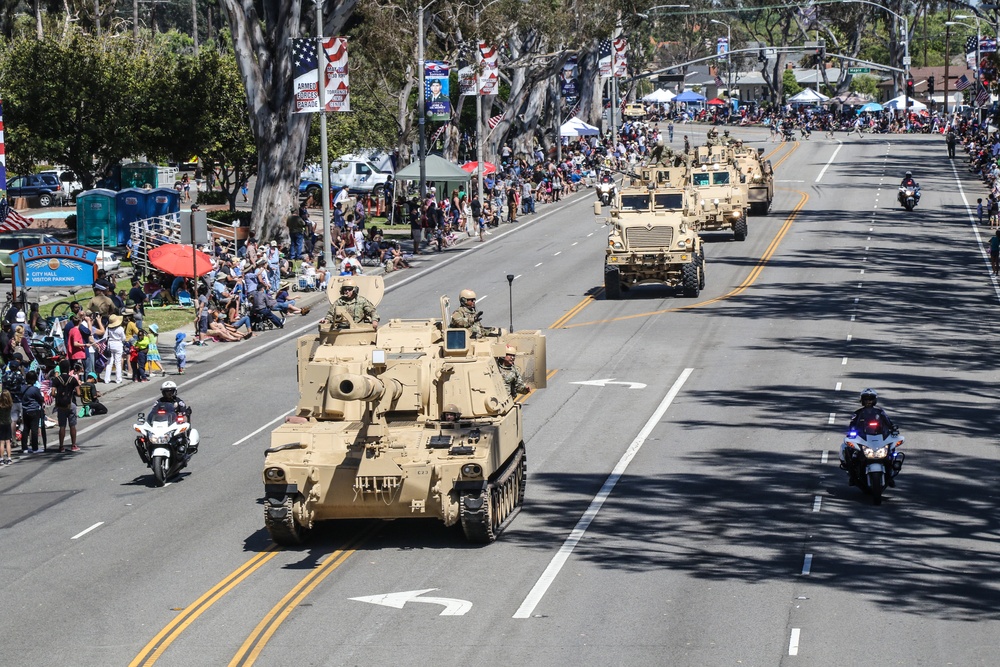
[899, 171, 921, 204]
[155, 380, 190, 418]
[841, 388, 897, 485]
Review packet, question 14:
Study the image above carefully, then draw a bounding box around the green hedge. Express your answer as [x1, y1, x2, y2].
[211, 210, 251, 227]
[197, 190, 228, 205]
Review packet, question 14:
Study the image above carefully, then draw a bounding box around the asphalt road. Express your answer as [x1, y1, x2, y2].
[2, 128, 998, 666]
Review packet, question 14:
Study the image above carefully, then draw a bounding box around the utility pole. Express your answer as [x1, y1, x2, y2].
[315, 0, 333, 270]
[944, 8, 950, 115]
[417, 2, 436, 200]
[134, 0, 139, 39]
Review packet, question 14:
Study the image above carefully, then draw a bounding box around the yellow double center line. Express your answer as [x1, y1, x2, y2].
[228, 523, 383, 667]
[130, 546, 280, 667]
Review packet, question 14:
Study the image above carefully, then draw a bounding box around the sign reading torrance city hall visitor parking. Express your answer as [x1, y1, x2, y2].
[10, 243, 98, 287]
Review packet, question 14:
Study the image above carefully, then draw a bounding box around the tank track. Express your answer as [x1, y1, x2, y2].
[460, 445, 526, 544]
[264, 495, 305, 546]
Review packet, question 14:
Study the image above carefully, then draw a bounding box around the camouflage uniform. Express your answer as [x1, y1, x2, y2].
[450, 305, 485, 339]
[498, 359, 527, 396]
[326, 295, 379, 326]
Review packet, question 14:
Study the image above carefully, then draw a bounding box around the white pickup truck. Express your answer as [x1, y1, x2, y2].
[328, 156, 392, 197]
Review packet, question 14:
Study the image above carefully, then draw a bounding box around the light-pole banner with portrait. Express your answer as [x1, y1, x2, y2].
[477, 42, 500, 95]
[560, 57, 579, 100]
[716, 37, 729, 56]
[425, 61, 451, 121]
[613, 38, 628, 78]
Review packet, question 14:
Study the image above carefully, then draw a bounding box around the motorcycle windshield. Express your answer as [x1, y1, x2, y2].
[149, 402, 178, 423]
[856, 408, 887, 436]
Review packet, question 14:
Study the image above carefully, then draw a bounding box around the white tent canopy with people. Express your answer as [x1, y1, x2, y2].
[559, 117, 600, 136]
[788, 88, 830, 104]
[883, 95, 927, 111]
[642, 88, 675, 103]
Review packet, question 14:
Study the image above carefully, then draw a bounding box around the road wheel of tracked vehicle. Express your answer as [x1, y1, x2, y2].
[461, 446, 525, 544]
[733, 217, 748, 242]
[869, 472, 884, 505]
[151, 456, 167, 487]
[264, 495, 307, 546]
[604, 267, 622, 300]
[681, 262, 700, 298]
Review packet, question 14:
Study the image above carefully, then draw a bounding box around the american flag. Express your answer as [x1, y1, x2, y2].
[715, 74, 724, 87]
[977, 85, 991, 106]
[955, 74, 973, 91]
[967, 35, 978, 57]
[488, 114, 503, 129]
[0, 100, 31, 233]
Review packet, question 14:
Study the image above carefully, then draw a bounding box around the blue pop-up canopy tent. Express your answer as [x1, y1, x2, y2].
[673, 90, 707, 103]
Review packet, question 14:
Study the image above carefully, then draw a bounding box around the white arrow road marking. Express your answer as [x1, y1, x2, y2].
[570, 379, 647, 389]
[350, 589, 472, 616]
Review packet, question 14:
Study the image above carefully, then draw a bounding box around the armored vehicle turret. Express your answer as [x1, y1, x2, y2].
[262, 276, 546, 545]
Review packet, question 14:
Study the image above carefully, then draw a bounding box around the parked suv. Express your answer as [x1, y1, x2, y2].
[6, 174, 67, 207]
[0, 232, 62, 282]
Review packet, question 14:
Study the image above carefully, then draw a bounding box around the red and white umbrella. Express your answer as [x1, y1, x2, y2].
[460, 161, 497, 175]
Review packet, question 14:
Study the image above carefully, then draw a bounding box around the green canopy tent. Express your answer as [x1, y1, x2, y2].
[395, 155, 471, 201]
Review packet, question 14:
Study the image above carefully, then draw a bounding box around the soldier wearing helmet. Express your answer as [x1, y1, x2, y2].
[321, 278, 379, 329]
[497, 344, 528, 396]
[441, 403, 462, 422]
[450, 289, 489, 338]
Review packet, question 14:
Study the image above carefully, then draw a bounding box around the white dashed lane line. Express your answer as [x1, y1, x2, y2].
[835, 382, 842, 391]
[846, 334, 852, 342]
[71, 522, 104, 540]
[535, 263, 543, 267]
[554, 251, 561, 256]
[801, 554, 813, 575]
[789, 628, 802, 656]
[827, 413, 836, 425]
[821, 450, 829, 463]
[571, 242, 578, 246]
[812, 496, 822, 512]
[842, 357, 848, 365]
[514, 275, 522, 280]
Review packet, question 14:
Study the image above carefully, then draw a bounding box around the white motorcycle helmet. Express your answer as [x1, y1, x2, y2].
[161, 381, 178, 402]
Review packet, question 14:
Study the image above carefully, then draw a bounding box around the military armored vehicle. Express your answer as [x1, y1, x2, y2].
[689, 145, 749, 241]
[599, 175, 704, 300]
[261, 275, 547, 545]
[733, 143, 773, 215]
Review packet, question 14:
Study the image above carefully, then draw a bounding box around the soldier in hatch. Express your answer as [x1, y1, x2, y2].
[320, 278, 379, 328]
[497, 344, 528, 396]
[450, 289, 492, 339]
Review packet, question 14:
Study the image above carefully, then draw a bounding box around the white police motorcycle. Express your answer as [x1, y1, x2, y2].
[132, 394, 199, 487]
[841, 411, 905, 505]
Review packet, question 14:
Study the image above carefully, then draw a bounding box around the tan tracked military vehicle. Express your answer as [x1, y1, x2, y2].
[262, 276, 546, 545]
[733, 143, 773, 215]
[690, 145, 749, 241]
[598, 174, 704, 300]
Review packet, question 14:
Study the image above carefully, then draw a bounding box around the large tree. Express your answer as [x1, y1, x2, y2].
[217, 0, 358, 242]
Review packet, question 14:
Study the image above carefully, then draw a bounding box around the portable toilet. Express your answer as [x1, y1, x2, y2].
[115, 188, 148, 246]
[120, 162, 158, 190]
[147, 188, 180, 218]
[76, 189, 118, 247]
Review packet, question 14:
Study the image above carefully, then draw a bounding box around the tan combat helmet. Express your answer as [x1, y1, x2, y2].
[460, 289, 477, 306]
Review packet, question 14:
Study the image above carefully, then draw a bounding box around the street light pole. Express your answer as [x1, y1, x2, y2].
[839, 1, 909, 121]
[710, 19, 732, 104]
[417, 3, 430, 201]
[315, 0, 333, 270]
[953, 16, 985, 120]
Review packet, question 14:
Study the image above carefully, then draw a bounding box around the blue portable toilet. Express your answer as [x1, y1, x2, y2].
[115, 188, 148, 246]
[147, 188, 180, 218]
[76, 189, 118, 247]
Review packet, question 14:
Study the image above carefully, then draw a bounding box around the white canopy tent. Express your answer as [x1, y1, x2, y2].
[788, 88, 830, 104]
[883, 95, 927, 111]
[642, 88, 675, 103]
[560, 117, 601, 136]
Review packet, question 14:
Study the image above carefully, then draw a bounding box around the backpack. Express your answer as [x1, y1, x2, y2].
[2, 370, 24, 398]
[53, 375, 76, 409]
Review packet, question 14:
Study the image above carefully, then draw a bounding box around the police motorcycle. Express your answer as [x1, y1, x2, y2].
[132, 382, 199, 487]
[897, 172, 920, 211]
[840, 408, 905, 505]
[596, 171, 617, 206]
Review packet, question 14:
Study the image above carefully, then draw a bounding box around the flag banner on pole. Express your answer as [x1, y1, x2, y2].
[966, 35, 978, 70]
[981, 37, 997, 54]
[716, 37, 729, 56]
[425, 61, 451, 121]
[291, 36, 350, 113]
[292, 37, 321, 113]
[323, 37, 350, 111]
[613, 38, 628, 78]
[560, 57, 578, 99]
[488, 114, 503, 129]
[459, 65, 477, 95]
[477, 42, 499, 95]
[955, 74, 973, 91]
[598, 38, 613, 77]
[0, 101, 30, 234]
[715, 74, 724, 87]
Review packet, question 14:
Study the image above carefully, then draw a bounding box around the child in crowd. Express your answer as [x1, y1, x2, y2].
[132, 329, 149, 382]
[175, 333, 188, 374]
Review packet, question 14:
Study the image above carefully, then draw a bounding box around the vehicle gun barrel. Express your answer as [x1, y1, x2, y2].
[329, 374, 386, 402]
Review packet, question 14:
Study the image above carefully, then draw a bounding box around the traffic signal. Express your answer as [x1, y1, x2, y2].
[928, 76, 935, 96]
[906, 77, 915, 96]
